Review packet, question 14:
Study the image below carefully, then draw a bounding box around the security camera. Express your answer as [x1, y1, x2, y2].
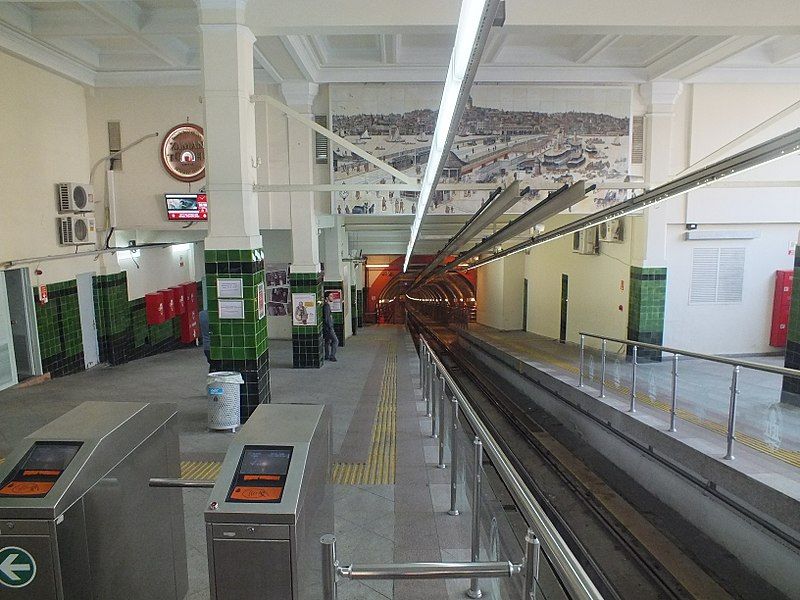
[533, 224, 545, 234]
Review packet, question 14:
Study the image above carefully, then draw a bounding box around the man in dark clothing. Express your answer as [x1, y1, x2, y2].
[322, 291, 338, 362]
[199, 309, 211, 364]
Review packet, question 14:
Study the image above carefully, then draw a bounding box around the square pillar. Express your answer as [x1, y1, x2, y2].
[323, 281, 345, 347]
[627, 266, 667, 361]
[290, 270, 324, 367]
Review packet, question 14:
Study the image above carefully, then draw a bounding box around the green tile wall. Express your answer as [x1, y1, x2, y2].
[205, 248, 270, 419]
[356, 288, 365, 328]
[323, 281, 345, 347]
[350, 284, 358, 336]
[627, 266, 667, 361]
[290, 271, 324, 368]
[34, 280, 84, 377]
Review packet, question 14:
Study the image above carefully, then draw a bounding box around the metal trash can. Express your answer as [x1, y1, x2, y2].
[207, 371, 243, 432]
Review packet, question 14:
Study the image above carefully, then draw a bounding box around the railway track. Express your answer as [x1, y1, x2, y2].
[409, 315, 753, 600]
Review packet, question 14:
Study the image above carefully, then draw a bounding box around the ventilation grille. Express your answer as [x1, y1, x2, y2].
[108, 121, 122, 171]
[690, 247, 745, 304]
[57, 184, 70, 212]
[631, 116, 644, 165]
[315, 115, 329, 165]
[60, 217, 73, 244]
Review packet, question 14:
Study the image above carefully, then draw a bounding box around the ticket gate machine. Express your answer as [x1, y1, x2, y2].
[205, 403, 332, 600]
[0, 401, 187, 599]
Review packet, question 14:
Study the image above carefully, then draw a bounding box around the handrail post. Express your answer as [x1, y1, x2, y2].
[523, 528, 541, 600]
[449, 393, 460, 516]
[438, 378, 447, 468]
[669, 354, 679, 432]
[467, 437, 483, 599]
[321, 534, 338, 600]
[579, 334, 585, 387]
[431, 370, 439, 439]
[599, 338, 607, 398]
[629, 345, 638, 413]
[425, 354, 432, 418]
[419, 341, 425, 389]
[724, 365, 741, 460]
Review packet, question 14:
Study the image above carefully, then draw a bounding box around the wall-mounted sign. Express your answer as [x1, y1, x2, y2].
[160, 123, 205, 183]
[217, 278, 243, 299]
[38, 285, 48, 305]
[218, 299, 245, 319]
[328, 289, 343, 313]
[257, 282, 265, 319]
[292, 293, 317, 326]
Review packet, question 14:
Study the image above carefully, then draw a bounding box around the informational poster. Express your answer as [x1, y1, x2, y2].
[257, 282, 265, 319]
[292, 293, 317, 326]
[328, 289, 343, 313]
[218, 278, 243, 299]
[218, 299, 245, 319]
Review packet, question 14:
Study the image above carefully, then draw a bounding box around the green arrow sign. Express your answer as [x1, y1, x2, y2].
[0, 546, 37, 588]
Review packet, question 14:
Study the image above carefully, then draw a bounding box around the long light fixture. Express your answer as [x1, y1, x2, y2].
[463, 127, 800, 271]
[402, 0, 501, 273]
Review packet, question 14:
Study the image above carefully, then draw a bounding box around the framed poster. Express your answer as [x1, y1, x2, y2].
[218, 299, 245, 319]
[292, 293, 317, 326]
[328, 289, 343, 313]
[218, 278, 243, 299]
[257, 282, 266, 319]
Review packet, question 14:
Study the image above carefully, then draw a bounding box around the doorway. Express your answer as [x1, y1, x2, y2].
[4, 268, 42, 382]
[76, 272, 100, 370]
[522, 278, 529, 331]
[559, 274, 568, 343]
[0, 272, 19, 390]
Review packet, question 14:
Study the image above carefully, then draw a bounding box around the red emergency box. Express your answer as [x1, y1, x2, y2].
[159, 289, 176, 319]
[170, 286, 186, 315]
[181, 307, 199, 343]
[145, 292, 166, 325]
[182, 282, 198, 311]
[770, 270, 793, 347]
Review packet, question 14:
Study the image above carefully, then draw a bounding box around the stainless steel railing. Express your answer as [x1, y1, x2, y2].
[579, 332, 800, 461]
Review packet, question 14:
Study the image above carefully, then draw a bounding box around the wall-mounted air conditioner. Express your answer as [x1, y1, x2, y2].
[598, 218, 624, 243]
[57, 182, 94, 213]
[572, 227, 599, 255]
[58, 215, 96, 246]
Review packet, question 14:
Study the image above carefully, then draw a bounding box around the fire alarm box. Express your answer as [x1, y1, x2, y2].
[181, 308, 199, 343]
[770, 270, 793, 347]
[171, 286, 186, 315]
[160, 289, 176, 319]
[145, 292, 166, 325]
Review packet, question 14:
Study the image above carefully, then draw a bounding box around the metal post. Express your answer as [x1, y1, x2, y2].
[431, 370, 439, 439]
[599, 339, 607, 398]
[523, 528, 541, 600]
[449, 393, 460, 516]
[438, 379, 447, 468]
[724, 365, 741, 460]
[419, 342, 425, 389]
[425, 355, 432, 418]
[629, 345, 638, 413]
[669, 354, 679, 432]
[468, 437, 483, 599]
[579, 334, 585, 387]
[321, 534, 338, 600]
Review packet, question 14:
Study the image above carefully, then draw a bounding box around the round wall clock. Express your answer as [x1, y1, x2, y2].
[161, 123, 206, 182]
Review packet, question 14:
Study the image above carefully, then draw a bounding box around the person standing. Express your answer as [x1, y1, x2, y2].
[323, 291, 339, 362]
[199, 309, 211, 365]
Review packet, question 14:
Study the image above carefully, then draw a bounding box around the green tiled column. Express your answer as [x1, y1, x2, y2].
[290, 271, 324, 368]
[350, 284, 358, 336]
[627, 266, 667, 361]
[357, 288, 365, 328]
[781, 249, 800, 406]
[34, 280, 84, 377]
[94, 272, 132, 364]
[323, 281, 345, 347]
[205, 249, 270, 420]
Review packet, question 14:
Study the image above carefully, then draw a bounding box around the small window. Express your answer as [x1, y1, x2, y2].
[689, 247, 745, 304]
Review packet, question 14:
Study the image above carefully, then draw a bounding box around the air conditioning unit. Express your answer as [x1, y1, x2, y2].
[572, 227, 599, 255]
[58, 215, 96, 246]
[598, 218, 624, 243]
[56, 182, 94, 213]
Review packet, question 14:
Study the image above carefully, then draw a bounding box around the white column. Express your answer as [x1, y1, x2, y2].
[199, 0, 262, 251]
[281, 81, 321, 272]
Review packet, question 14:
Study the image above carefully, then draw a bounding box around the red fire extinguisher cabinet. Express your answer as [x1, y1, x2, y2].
[770, 270, 793, 347]
[145, 292, 166, 325]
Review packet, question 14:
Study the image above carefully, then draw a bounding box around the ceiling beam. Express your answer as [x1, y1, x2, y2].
[482, 29, 506, 63]
[280, 34, 320, 81]
[253, 43, 283, 82]
[0, 3, 32, 32]
[76, 0, 189, 68]
[574, 34, 620, 64]
[770, 36, 800, 65]
[307, 35, 329, 65]
[646, 35, 768, 80]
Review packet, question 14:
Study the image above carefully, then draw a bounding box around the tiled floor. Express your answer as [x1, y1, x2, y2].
[0, 326, 488, 600]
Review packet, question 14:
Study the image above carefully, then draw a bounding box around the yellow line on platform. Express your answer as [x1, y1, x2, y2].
[332, 342, 397, 485]
[181, 460, 221, 481]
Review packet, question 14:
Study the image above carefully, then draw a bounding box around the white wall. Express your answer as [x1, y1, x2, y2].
[118, 244, 196, 300]
[476, 252, 525, 331]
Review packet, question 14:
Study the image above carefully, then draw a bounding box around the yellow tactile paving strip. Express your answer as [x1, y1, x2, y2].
[331, 342, 397, 485]
[181, 460, 222, 481]
[485, 334, 800, 470]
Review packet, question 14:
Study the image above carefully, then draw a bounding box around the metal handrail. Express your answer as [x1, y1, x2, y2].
[420, 335, 604, 600]
[579, 332, 800, 379]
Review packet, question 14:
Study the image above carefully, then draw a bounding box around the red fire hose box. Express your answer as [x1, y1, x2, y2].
[160, 289, 176, 319]
[171, 286, 186, 315]
[145, 292, 166, 325]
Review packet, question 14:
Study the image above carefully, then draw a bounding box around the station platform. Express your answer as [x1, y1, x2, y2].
[0, 326, 471, 600]
[459, 324, 800, 503]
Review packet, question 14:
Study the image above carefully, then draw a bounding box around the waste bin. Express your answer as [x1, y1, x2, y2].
[207, 372, 243, 432]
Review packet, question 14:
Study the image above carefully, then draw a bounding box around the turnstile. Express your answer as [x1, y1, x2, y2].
[0, 401, 187, 599]
[205, 403, 332, 600]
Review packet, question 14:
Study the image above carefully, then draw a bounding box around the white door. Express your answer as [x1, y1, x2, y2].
[0, 272, 19, 391]
[76, 272, 100, 369]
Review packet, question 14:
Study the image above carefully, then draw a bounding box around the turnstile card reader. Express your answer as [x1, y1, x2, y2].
[205, 404, 332, 600]
[0, 401, 187, 600]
